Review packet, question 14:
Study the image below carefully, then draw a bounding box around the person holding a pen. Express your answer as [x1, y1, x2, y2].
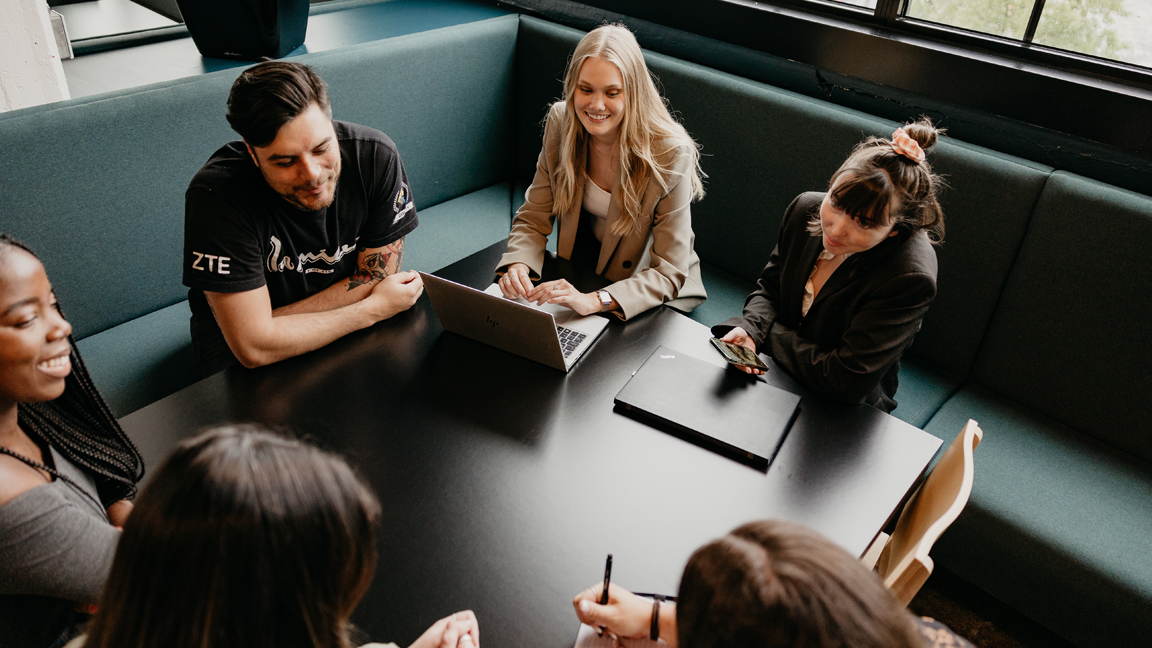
[572, 519, 971, 648]
[69, 426, 479, 648]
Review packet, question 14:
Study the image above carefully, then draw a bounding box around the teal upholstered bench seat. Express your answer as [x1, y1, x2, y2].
[690, 262, 749, 330]
[916, 171, 1152, 648]
[76, 301, 198, 418]
[888, 361, 963, 429]
[405, 183, 514, 274]
[925, 386, 1152, 648]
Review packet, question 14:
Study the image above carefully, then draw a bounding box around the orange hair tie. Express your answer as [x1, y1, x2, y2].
[891, 128, 925, 164]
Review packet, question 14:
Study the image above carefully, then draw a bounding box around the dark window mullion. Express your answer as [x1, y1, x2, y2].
[875, 0, 903, 23]
[1022, 0, 1047, 43]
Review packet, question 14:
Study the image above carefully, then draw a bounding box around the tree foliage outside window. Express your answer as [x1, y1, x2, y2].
[906, 0, 1129, 61]
[906, 0, 1032, 39]
[1033, 0, 1128, 59]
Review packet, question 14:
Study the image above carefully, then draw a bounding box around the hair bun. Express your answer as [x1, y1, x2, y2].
[901, 118, 941, 151]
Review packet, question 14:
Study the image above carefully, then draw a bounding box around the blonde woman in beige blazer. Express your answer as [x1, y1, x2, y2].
[496, 24, 706, 320]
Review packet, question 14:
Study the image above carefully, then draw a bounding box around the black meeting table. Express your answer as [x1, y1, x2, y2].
[119, 241, 941, 648]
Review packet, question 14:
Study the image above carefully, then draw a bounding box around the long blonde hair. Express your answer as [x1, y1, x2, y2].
[550, 24, 705, 238]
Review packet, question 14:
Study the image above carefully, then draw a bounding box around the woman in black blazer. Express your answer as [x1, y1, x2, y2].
[713, 121, 945, 412]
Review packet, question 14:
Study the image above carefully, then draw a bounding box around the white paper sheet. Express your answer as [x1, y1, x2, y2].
[573, 622, 668, 648]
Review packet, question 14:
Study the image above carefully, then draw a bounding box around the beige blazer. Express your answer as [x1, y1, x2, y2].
[497, 107, 707, 320]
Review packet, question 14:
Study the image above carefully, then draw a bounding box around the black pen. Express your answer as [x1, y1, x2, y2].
[598, 554, 613, 637]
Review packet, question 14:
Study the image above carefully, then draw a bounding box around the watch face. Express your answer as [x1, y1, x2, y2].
[598, 291, 612, 305]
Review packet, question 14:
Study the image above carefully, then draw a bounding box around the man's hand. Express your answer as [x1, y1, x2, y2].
[409, 610, 480, 648]
[362, 270, 424, 322]
[720, 326, 764, 375]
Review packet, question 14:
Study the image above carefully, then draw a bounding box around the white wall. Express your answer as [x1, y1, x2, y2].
[0, 0, 69, 112]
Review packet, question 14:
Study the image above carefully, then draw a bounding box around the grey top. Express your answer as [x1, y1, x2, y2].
[0, 447, 119, 648]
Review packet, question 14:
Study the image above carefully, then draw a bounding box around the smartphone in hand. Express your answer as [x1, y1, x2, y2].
[710, 337, 770, 372]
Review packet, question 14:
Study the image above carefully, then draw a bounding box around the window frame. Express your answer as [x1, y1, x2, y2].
[757, 0, 1152, 88]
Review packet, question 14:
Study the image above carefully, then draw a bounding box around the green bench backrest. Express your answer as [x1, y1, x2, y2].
[0, 16, 518, 341]
[909, 142, 1050, 375]
[972, 171, 1152, 462]
[0, 74, 236, 340]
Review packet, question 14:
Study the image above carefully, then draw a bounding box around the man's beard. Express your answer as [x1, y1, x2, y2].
[281, 156, 341, 211]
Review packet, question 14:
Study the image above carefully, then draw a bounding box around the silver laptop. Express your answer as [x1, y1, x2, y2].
[419, 272, 609, 372]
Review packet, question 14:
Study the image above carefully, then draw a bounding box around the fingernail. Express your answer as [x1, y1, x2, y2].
[580, 600, 590, 613]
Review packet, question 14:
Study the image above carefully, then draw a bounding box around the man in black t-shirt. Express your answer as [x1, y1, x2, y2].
[183, 61, 423, 374]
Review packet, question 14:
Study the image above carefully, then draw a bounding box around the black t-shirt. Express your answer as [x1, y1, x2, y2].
[183, 120, 418, 320]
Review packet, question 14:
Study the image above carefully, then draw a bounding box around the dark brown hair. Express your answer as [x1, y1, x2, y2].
[818, 118, 946, 244]
[0, 232, 143, 506]
[83, 425, 381, 648]
[676, 519, 923, 648]
[226, 61, 332, 148]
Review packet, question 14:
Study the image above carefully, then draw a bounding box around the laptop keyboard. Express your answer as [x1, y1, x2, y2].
[557, 326, 588, 358]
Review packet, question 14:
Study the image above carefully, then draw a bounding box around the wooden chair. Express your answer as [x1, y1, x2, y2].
[860, 419, 983, 605]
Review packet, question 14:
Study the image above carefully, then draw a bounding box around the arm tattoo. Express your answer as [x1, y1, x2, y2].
[393, 238, 405, 269]
[347, 239, 404, 291]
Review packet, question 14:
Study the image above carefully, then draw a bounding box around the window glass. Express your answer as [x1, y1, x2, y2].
[904, 0, 1032, 40]
[1033, 0, 1152, 68]
[53, 0, 179, 42]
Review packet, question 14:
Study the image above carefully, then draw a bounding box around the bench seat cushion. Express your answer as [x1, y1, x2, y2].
[925, 385, 1152, 648]
[76, 300, 199, 418]
[970, 171, 1152, 463]
[888, 360, 963, 429]
[690, 261, 751, 329]
[404, 183, 514, 274]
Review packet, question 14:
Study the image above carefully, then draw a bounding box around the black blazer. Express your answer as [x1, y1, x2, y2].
[713, 192, 938, 412]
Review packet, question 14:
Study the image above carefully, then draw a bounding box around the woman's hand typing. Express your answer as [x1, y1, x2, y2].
[499, 263, 535, 300]
[528, 279, 604, 315]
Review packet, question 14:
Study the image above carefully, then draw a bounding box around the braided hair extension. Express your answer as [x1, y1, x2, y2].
[0, 445, 105, 513]
[1, 233, 144, 506]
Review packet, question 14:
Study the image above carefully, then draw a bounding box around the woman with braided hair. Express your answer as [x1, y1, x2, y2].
[713, 119, 945, 412]
[0, 233, 144, 648]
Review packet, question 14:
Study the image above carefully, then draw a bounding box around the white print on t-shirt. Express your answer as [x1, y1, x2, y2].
[393, 182, 413, 224]
[266, 235, 358, 274]
[191, 251, 231, 274]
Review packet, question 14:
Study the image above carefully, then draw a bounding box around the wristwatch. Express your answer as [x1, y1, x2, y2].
[596, 290, 613, 311]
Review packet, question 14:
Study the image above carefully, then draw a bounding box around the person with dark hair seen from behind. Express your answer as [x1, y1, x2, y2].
[184, 61, 424, 376]
[573, 518, 973, 648]
[0, 234, 144, 648]
[69, 425, 479, 648]
[713, 120, 945, 412]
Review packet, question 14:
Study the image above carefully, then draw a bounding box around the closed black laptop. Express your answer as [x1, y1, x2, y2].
[614, 346, 802, 470]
